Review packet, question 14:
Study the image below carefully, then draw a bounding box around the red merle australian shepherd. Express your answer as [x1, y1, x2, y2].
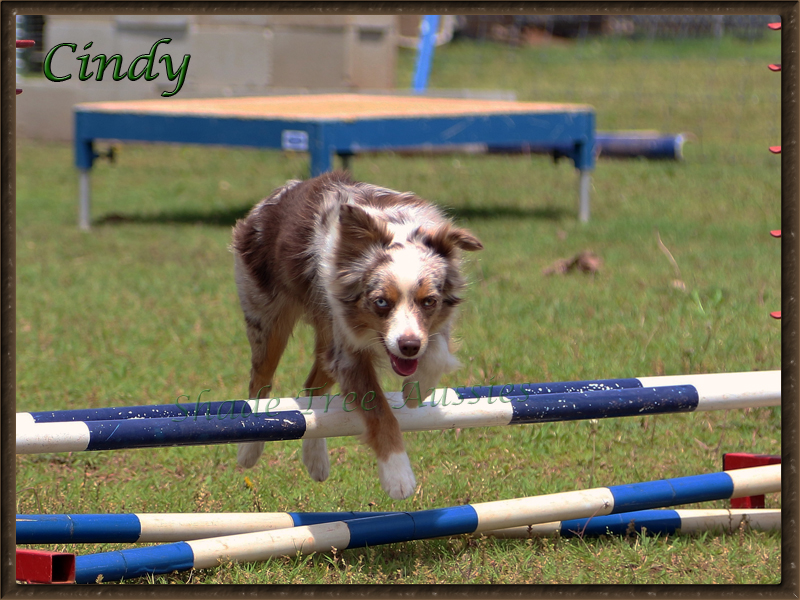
[232, 171, 482, 499]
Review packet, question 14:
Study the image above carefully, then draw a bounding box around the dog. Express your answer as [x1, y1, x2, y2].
[232, 171, 482, 499]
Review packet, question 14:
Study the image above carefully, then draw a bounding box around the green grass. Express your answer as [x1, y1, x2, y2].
[15, 34, 781, 585]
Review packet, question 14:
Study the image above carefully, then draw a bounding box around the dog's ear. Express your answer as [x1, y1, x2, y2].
[338, 204, 393, 247]
[424, 224, 483, 257]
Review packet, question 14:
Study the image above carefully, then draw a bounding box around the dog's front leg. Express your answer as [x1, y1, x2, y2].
[337, 355, 416, 500]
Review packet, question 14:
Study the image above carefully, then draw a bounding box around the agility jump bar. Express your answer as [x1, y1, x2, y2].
[18, 508, 780, 545]
[19, 373, 694, 423]
[16, 511, 395, 544]
[68, 464, 780, 583]
[20, 371, 778, 424]
[16, 371, 779, 455]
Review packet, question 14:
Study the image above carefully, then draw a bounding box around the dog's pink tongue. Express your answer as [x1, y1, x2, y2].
[390, 354, 418, 377]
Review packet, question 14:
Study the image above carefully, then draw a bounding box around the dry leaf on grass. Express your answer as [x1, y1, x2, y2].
[543, 251, 603, 275]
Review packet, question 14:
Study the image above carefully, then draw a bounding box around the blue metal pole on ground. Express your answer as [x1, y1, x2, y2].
[412, 15, 440, 93]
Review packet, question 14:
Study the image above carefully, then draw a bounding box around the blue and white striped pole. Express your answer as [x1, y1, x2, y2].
[16, 371, 780, 455]
[16, 512, 395, 544]
[69, 464, 780, 583]
[17, 508, 780, 545]
[489, 508, 781, 538]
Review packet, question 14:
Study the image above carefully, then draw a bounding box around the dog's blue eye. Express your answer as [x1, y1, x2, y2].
[374, 298, 389, 309]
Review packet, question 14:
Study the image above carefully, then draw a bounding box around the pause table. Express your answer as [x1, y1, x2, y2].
[73, 94, 596, 230]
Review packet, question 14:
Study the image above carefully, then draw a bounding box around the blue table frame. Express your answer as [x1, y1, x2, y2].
[73, 94, 596, 229]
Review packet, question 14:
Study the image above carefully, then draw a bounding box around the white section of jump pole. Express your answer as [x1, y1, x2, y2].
[137, 513, 297, 543]
[301, 388, 511, 436]
[728, 463, 783, 498]
[15, 419, 90, 454]
[670, 509, 781, 534]
[241, 389, 452, 414]
[189, 521, 352, 569]
[473, 488, 616, 533]
[16, 413, 35, 428]
[638, 371, 781, 411]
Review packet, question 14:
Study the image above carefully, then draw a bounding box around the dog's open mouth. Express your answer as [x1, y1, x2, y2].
[388, 353, 418, 377]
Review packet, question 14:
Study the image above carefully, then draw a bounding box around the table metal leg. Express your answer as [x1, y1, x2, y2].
[578, 170, 591, 223]
[78, 169, 91, 231]
[310, 126, 332, 177]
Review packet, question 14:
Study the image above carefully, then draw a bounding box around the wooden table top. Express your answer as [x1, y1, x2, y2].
[75, 93, 593, 121]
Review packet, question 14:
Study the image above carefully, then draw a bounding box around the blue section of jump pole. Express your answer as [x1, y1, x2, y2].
[74, 542, 195, 584]
[288, 511, 395, 527]
[83, 411, 307, 451]
[608, 472, 734, 513]
[487, 133, 686, 160]
[595, 133, 686, 160]
[16, 513, 144, 544]
[347, 505, 480, 547]
[28, 400, 255, 423]
[347, 513, 417, 546]
[558, 509, 684, 538]
[454, 378, 642, 399]
[410, 505, 480, 538]
[25, 377, 646, 423]
[510, 385, 698, 424]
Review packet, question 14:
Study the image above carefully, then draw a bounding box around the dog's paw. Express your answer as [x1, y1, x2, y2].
[237, 442, 265, 468]
[378, 452, 417, 499]
[303, 438, 330, 482]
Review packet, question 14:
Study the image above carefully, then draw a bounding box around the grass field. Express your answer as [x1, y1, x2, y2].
[15, 32, 782, 585]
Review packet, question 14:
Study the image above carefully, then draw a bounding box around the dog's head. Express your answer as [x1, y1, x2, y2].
[331, 202, 482, 377]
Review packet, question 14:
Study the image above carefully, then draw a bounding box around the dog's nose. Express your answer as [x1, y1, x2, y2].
[398, 336, 421, 357]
